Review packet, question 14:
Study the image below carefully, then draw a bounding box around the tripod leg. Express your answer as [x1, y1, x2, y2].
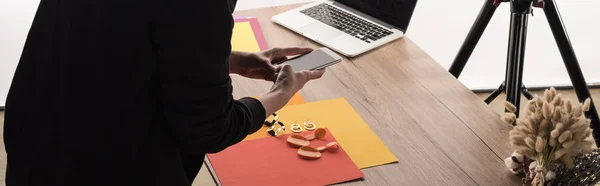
[504, 1, 530, 117]
[521, 85, 534, 100]
[485, 83, 505, 104]
[544, 0, 600, 145]
[449, 0, 498, 78]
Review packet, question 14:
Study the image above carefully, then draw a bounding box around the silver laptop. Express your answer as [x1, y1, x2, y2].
[272, 0, 418, 57]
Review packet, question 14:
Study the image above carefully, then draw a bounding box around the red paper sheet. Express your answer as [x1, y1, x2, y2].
[207, 128, 364, 186]
[234, 17, 268, 51]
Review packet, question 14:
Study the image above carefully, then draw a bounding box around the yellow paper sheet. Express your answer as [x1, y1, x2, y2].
[244, 93, 305, 141]
[246, 97, 398, 169]
[231, 22, 261, 52]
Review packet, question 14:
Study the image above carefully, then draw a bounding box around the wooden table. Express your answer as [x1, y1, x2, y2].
[207, 4, 522, 185]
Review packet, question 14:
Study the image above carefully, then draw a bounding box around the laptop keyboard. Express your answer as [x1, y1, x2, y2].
[300, 3, 394, 43]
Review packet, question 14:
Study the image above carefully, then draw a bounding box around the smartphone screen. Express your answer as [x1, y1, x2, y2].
[282, 48, 341, 71]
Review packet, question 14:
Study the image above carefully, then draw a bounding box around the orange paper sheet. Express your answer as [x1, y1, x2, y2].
[207, 128, 364, 186]
[246, 97, 398, 168]
[286, 92, 306, 105]
[249, 92, 305, 106]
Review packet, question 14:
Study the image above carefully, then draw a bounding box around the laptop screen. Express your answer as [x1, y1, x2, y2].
[336, 0, 417, 32]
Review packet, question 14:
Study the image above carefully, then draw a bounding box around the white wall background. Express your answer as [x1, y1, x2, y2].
[407, 0, 600, 90]
[0, 0, 40, 107]
[1, 0, 599, 107]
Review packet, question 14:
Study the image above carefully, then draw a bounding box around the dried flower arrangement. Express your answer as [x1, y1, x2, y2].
[501, 87, 597, 186]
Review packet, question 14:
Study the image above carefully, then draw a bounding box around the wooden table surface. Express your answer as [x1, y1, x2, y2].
[209, 3, 522, 186]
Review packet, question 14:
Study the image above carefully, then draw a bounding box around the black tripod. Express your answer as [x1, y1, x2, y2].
[449, 0, 600, 145]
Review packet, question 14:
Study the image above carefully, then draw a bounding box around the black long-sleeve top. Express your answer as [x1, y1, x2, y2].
[3, 0, 266, 185]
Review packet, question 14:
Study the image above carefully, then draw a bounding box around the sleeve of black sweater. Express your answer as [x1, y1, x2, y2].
[150, 1, 266, 154]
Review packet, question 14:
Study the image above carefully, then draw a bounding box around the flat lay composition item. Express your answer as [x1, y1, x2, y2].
[239, 97, 397, 168]
[286, 128, 340, 160]
[254, 98, 398, 168]
[232, 17, 268, 52]
[244, 93, 306, 140]
[206, 128, 363, 186]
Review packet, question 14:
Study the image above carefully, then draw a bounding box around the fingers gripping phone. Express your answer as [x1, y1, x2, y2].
[281, 47, 342, 71]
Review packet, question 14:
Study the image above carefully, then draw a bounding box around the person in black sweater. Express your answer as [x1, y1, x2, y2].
[3, 0, 325, 185]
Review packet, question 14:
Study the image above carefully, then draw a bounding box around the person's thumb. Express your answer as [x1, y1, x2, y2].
[265, 64, 277, 79]
[306, 69, 326, 80]
[280, 64, 294, 74]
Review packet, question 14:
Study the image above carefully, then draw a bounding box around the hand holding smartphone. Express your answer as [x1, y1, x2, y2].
[260, 48, 333, 122]
[280, 47, 342, 71]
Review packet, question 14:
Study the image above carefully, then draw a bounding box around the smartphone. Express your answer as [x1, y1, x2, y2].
[281, 47, 342, 71]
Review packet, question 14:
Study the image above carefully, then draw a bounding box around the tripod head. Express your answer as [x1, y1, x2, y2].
[493, 0, 545, 10]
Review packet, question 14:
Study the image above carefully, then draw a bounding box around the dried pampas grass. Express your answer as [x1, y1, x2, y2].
[502, 87, 596, 186]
